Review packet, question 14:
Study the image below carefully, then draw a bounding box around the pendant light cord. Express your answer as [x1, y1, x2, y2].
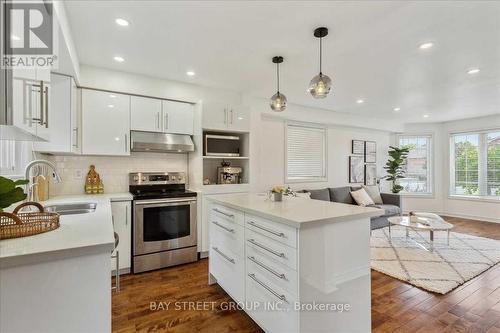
[276, 62, 280, 93]
[319, 37, 323, 75]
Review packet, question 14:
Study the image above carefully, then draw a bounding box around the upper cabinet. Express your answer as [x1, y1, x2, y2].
[202, 103, 250, 131]
[130, 96, 194, 135]
[82, 89, 131, 156]
[162, 100, 194, 135]
[34, 74, 80, 154]
[131, 96, 162, 133]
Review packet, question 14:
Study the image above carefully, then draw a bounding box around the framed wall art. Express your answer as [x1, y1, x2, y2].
[352, 140, 365, 155]
[349, 156, 365, 183]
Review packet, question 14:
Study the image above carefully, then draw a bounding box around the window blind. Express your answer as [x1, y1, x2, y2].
[286, 124, 326, 181]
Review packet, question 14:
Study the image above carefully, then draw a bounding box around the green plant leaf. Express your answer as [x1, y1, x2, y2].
[0, 187, 27, 210]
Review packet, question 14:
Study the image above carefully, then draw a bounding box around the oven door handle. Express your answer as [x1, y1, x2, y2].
[134, 198, 197, 205]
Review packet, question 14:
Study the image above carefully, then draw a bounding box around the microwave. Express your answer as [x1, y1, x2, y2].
[204, 134, 240, 157]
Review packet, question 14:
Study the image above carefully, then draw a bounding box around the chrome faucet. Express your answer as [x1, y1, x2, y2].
[24, 159, 62, 202]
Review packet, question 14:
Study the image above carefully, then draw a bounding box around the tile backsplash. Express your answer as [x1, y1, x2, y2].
[45, 152, 188, 197]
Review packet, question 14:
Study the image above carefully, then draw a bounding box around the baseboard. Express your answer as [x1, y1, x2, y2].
[403, 210, 500, 224]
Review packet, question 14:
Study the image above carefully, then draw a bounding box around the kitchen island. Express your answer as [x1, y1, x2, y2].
[207, 193, 383, 333]
[0, 193, 131, 333]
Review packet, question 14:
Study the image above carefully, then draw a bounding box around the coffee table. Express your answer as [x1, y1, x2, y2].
[387, 215, 454, 251]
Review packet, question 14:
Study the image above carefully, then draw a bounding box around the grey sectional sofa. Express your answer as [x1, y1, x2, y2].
[306, 186, 401, 230]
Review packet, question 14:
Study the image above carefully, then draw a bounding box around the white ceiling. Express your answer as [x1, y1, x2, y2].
[64, 1, 500, 123]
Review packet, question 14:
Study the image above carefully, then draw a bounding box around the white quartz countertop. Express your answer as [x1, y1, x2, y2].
[207, 193, 384, 228]
[0, 193, 132, 268]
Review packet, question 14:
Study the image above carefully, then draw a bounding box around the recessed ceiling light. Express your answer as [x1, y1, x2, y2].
[186, 71, 195, 76]
[419, 42, 434, 50]
[11, 35, 20, 41]
[114, 56, 125, 62]
[115, 18, 129, 26]
[467, 68, 480, 75]
[109, 94, 116, 98]
[393, 107, 401, 112]
[108, 104, 115, 108]
[356, 99, 364, 104]
[423, 114, 430, 118]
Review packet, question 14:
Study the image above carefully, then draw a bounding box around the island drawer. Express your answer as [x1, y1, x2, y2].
[246, 245, 298, 296]
[210, 217, 244, 257]
[209, 241, 245, 304]
[245, 214, 297, 248]
[245, 270, 298, 333]
[246, 229, 297, 270]
[210, 203, 244, 226]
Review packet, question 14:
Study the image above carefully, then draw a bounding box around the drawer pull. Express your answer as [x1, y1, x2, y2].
[212, 247, 235, 264]
[248, 221, 285, 238]
[247, 239, 285, 258]
[212, 221, 234, 233]
[248, 273, 287, 303]
[213, 208, 234, 218]
[248, 256, 286, 280]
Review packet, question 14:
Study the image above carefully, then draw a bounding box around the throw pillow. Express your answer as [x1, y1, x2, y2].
[362, 185, 383, 204]
[350, 188, 375, 207]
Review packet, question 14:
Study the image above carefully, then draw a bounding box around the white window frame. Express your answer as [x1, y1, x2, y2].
[285, 121, 327, 183]
[449, 129, 500, 201]
[397, 134, 434, 196]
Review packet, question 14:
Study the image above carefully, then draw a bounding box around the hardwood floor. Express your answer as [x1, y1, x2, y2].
[113, 217, 500, 332]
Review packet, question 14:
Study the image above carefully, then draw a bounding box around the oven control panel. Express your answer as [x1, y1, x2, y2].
[129, 172, 186, 185]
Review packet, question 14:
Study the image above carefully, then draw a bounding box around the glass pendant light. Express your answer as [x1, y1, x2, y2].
[308, 27, 332, 99]
[270, 56, 287, 112]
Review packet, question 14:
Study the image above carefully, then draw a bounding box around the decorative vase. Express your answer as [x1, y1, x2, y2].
[273, 192, 283, 202]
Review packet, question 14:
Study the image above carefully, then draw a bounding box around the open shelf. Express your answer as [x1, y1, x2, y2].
[203, 156, 249, 160]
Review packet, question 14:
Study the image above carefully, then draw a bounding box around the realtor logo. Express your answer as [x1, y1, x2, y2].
[2, 0, 57, 68]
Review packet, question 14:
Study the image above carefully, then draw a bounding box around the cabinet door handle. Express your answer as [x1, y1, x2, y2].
[212, 208, 234, 218]
[164, 113, 169, 130]
[72, 128, 79, 148]
[156, 112, 160, 129]
[44, 86, 49, 128]
[212, 247, 235, 264]
[124, 134, 128, 152]
[248, 273, 288, 303]
[223, 108, 227, 124]
[248, 221, 285, 238]
[39, 81, 44, 126]
[247, 239, 285, 258]
[212, 221, 234, 233]
[248, 256, 286, 280]
[230, 109, 233, 124]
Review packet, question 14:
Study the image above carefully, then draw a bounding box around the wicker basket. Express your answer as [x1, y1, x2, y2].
[0, 202, 60, 240]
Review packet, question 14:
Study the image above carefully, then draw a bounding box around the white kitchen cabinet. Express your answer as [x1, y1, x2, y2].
[162, 100, 194, 135]
[111, 201, 132, 273]
[131, 96, 162, 132]
[82, 89, 131, 156]
[34, 74, 80, 154]
[202, 103, 250, 131]
[11, 77, 50, 141]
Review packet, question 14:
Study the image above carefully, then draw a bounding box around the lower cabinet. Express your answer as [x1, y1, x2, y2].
[111, 200, 131, 273]
[208, 202, 299, 333]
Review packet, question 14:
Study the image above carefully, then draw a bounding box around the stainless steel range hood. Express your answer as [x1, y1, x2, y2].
[131, 131, 195, 153]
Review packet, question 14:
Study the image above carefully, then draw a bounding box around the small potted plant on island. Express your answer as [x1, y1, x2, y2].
[0, 176, 29, 212]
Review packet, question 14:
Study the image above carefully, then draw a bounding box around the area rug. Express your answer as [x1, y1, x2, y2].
[370, 226, 500, 294]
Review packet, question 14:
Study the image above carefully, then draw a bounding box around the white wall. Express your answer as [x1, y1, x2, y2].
[402, 114, 500, 223]
[79, 65, 242, 105]
[247, 97, 393, 193]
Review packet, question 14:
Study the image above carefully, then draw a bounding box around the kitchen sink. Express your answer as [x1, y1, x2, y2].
[44, 203, 97, 215]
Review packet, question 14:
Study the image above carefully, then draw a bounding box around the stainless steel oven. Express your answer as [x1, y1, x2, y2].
[130, 172, 198, 273]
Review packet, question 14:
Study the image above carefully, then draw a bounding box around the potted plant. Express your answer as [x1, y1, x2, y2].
[383, 146, 410, 193]
[0, 176, 29, 212]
